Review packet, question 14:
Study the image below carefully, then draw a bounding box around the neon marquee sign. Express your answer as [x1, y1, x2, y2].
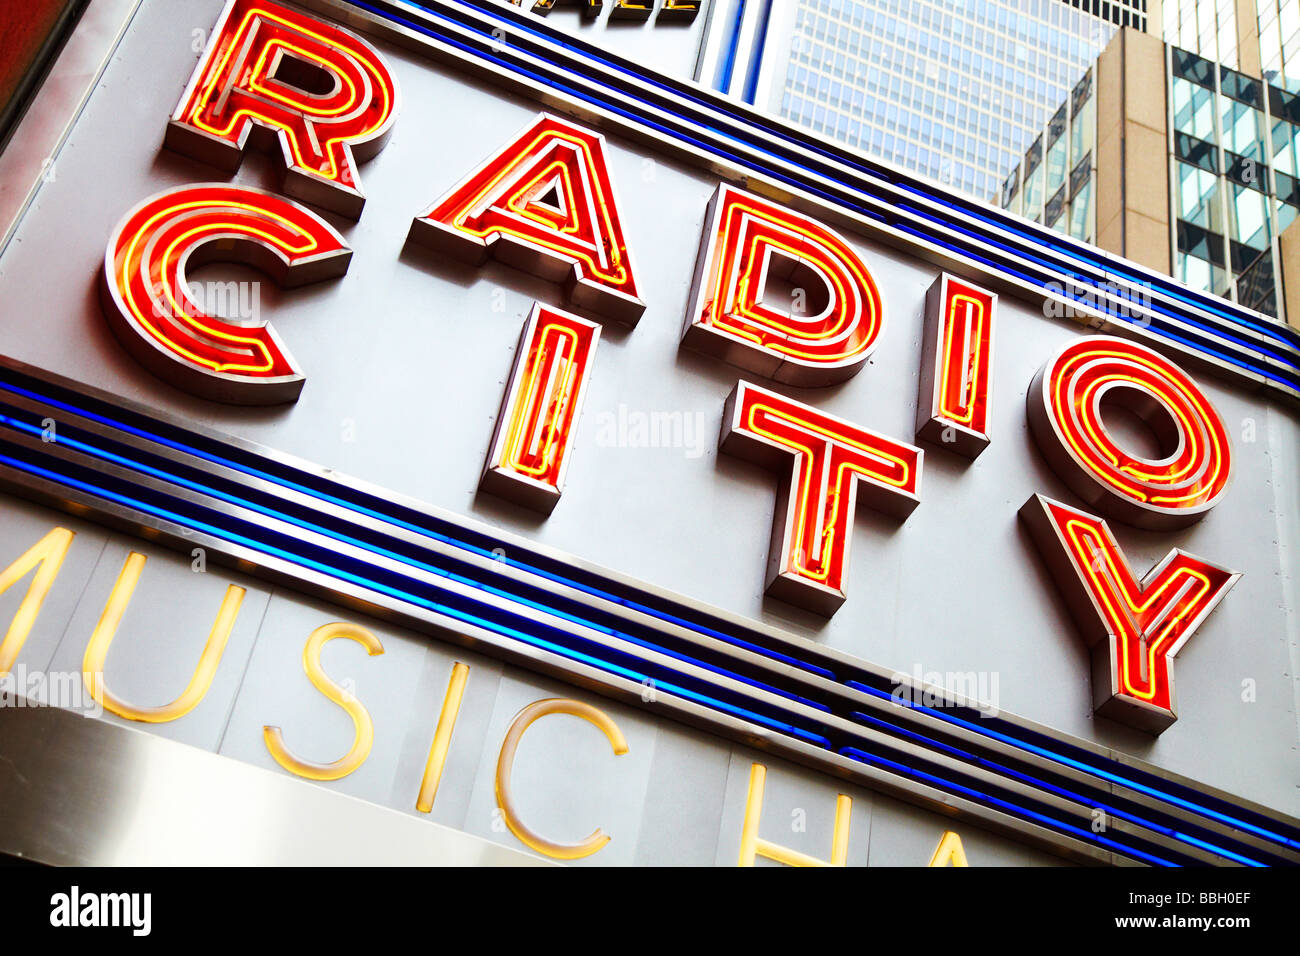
[720, 381, 921, 614]
[1027, 337, 1233, 530]
[1019, 495, 1239, 733]
[481, 302, 602, 512]
[684, 185, 885, 385]
[9, 0, 1295, 866]
[916, 273, 996, 458]
[407, 113, 644, 324]
[89, 0, 1250, 738]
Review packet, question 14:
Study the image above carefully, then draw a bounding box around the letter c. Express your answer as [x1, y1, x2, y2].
[495, 698, 628, 860]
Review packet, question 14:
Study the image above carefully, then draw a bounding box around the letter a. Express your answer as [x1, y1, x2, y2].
[407, 113, 644, 324]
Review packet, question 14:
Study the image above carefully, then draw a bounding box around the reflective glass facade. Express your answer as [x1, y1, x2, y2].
[999, 44, 1299, 320]
[998, 68, 1097, 241]
[1169, 47, 1298, 315]
[774, 0, 1119, 199]
[1163, 0, 1240, 68]
[1258, 0, 1300, 91]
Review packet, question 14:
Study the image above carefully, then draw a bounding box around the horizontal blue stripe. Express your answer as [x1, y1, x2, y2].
[851, 710, 1264, 866]
[841, 746, 1180, 867]
[0, 444, 831, 747]
[848, 681, 1299, 853]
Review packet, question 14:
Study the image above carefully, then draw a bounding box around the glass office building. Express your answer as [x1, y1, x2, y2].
[702, 0, 1125, 200]
[997, 66, 1097, 242]
[1163, 0, 1240, 68]
[1258, 0, 1300, 90]
[1167, 46, 1299, 315]
[1000, 40, 1300, 319]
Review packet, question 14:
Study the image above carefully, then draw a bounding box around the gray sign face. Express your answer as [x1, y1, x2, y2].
[0, 0, 1295, 867]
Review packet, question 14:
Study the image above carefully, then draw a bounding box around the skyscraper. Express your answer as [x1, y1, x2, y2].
[698, 0, 1128, 199]
[1000, 17, 1300, 328]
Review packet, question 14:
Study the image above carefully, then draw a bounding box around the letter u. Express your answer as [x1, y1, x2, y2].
[82, 551, 244, 722]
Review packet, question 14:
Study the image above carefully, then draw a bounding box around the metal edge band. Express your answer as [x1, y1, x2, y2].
[0, 702, 554, 865]
[0, 356, 1296, 867]
[0, 0, 147, 256]
[0, 1, 90, 152]
[313, 0, 1300, 404]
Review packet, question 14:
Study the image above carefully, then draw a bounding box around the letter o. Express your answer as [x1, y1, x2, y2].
[1027, 336, 1232, 529]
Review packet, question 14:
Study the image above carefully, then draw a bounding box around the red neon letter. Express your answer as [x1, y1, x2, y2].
[167, 0, 398, 218]
[916, 273, 996, 458]
[407, 114, 644, 324]
[100, 183, 351, 404]
[481, 303, 600, 513]
[1019, 494, 1238, 734]
[1028, 336, 1232, 529]
[720, 381, 922, 615]
[683, 185, 884, 386]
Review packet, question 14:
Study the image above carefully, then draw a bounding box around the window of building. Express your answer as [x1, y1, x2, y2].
[1221, 97, 1265, 161]
[1176, 160, 1224, 231]
[1070, 92, 1094, 170]
[1229, 182, 1271, 248]
[1176, 249, 1223, 293]
[1046, 184, 1067, 230]
[1069, 177, 1093, 241]
[1236, 247, 1278, 313]
[1271, 116, 1300, 177]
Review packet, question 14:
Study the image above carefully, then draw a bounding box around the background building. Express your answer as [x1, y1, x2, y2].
[1163, 0, 1246, 69]
[696, 0, 1131, 200]
[999, 23, 1300, 328]
[687, 0, 1300, 330]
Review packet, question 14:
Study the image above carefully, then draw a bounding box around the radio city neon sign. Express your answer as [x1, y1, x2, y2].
[93, 0, 1240, 735]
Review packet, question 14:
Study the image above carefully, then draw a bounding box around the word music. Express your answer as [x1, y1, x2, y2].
[93, 0, 1241, 736]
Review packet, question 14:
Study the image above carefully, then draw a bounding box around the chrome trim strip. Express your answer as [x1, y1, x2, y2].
[0, 701, 551, 866]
